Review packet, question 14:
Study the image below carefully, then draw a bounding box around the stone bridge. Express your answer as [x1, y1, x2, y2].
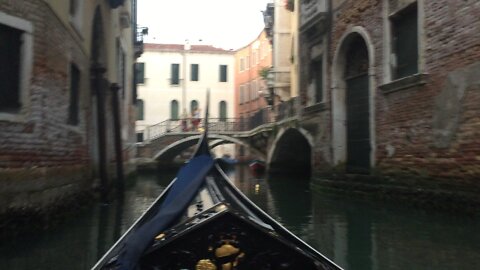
[137, 99, 315, 175]
[136, 117, 274, 163]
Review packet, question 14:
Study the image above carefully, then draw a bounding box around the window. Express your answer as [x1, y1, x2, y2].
[391, 3, 418, 80]
[190, 100, 199, 114]
[239, 85, 245, 103]
[69, 0, 84, 33]
[136, 99, 144, 120]
[219, 65, 228, 82]
[219, 101, 227, 121]
[135, 62, 145, 84]
[116, 39, 126, 98]
[251, 80, 257, 100]
[312, 57, 323, 103]
[136, 132, 144, 142]
[171, 63, 180, 85]
[190, 64, 199, 81]
[170, 100, 179, 120]
[68, 64, 80, 125]
[252, 51, 257, 66]
[0, 24, 21, 112]
[0, 13, 33, 117]
[240, 58, 245, 72]
[246, 56, 250, 69]
[132, 63, 137, 104]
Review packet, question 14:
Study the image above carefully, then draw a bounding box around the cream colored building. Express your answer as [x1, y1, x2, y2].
[264, 0, 299, 102]
[135, 43, 235, 156]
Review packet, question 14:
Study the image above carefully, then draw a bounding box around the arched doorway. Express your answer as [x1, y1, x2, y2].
[344, 34, 371, 173]
[219, 100, 227, 121]
[190, 100, 198, 114]
[170, 100, 179, 120]
[332, 28, 374, 174]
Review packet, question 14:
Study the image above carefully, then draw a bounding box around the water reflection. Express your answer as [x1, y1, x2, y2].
[1, 166, 479, 270]
[0, 170, 175, 270]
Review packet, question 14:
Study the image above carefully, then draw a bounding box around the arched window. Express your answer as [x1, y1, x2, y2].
[219, 101, 227, 121]
[170, 100, 179, 120]
[190, 100, 199, 114]
[136, 99, 144, 120]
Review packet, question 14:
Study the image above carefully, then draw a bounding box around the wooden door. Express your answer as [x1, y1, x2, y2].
[345, 36, 370, 173]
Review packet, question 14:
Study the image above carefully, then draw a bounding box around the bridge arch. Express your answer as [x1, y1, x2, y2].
[268, 127, 313, 177]
[154, 134, 265, 162]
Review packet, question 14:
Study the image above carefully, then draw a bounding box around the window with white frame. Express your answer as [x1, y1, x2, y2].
[69, 0, 84, 33]
[0, 12, 33, 119]
[390, 2, 418, 80]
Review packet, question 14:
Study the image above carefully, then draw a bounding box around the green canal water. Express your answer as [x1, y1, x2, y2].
[1, 165, 479, 270]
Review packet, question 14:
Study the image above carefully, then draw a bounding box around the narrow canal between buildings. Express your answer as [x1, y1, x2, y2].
[1, 164, 479, 270]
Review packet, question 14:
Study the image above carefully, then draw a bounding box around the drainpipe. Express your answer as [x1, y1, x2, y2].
[111, 83, 124, 192]
[92, 64, 109, 202]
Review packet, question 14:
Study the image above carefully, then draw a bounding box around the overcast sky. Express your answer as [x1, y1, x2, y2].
[137, 0, 272, 50]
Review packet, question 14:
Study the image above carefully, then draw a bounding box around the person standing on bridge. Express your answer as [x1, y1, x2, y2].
[191, 107, 201, 131]
[181, 110, 188, 132]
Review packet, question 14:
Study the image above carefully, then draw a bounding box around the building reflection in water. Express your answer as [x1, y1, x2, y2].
[1, 166, 480, 270]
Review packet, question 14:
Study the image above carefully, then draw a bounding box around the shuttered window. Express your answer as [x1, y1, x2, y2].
[136, 99, 144, 120]
[219, 101, 227, 121]
[135, 62, 145, 84]
[191, 64, 199, 81]
[171, 63, 180, 85]
[391, 3, 418, 79]
[170, 100, 179, 120]
[219, 65, 227, 82]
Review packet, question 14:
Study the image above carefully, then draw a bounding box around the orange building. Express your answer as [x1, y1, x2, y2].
[234, 30, 272, 120]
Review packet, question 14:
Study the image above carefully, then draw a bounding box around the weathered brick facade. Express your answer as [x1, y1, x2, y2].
[299, 0, 480, 188]
[0, 0, 138, 221]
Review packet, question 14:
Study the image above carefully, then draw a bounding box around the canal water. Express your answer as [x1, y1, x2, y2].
[1, 164, 479, 270]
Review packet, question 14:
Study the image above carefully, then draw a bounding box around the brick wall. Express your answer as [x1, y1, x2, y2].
[0, 0, 97, 216]
[307, 0, 480, 183]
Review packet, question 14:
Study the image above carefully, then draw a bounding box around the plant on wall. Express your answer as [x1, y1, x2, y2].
[259, 67, 271, 80]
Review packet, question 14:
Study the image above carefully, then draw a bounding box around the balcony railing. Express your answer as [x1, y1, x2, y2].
[134, 27, 148, 58]
[275, 97, 299, 122]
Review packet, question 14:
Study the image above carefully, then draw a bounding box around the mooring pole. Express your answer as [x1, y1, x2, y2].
[111, 83, 125, 192]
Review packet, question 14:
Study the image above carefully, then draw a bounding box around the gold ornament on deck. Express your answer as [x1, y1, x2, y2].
[196, 259, 217, 270]
[215, 241, 245, 270]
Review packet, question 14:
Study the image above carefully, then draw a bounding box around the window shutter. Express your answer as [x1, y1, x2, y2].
[171, 64, 179, 85]
[220, 65, 227, 82]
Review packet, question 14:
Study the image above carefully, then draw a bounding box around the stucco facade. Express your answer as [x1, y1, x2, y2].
[135, 44, 235, 135]
[135, 43, 236, 158]
[234, 31, 272, 119]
